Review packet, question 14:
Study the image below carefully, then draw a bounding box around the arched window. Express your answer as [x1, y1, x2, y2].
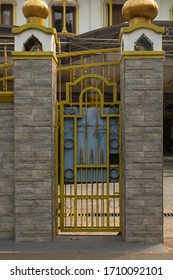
[134, 34, 153, 51]
[0, 1, 16, 25]
[24, 35, 43, 52]
[49, 0, 79, 35]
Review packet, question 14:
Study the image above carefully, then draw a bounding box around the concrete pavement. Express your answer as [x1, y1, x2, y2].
[0, 235, 172, 260]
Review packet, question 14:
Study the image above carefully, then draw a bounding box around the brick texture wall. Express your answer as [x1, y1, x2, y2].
[0, 103, 14, 239]
[120, 58, 163, 242]
[14, 59, 56, 242]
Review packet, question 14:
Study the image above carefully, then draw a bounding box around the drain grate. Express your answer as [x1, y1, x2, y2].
[58, 213, 173, 217]
[164, 213, 173, 217]
[58, 213, 120, 217]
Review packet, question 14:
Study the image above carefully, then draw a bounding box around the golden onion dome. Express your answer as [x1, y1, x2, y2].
[122, 0, 158, 25]
[22, 0, 49, 25]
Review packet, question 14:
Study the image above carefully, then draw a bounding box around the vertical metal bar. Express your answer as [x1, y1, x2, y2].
[100, 148, 104, 227]
[58, 58, 62, 102]
[58, 38, 61, 54]
[96, 94, 99, 227]
[81, 56, 84, 95]
[85, 93, 88, 228]
[114, 183, 116, 227]
[90, 149, 94, 227]
[80, 149, 83, 227]
[108, 64, 111, 81]
[101, 54, 105, 226]
[106, 117, 110, 229]
[113, 56, 116, 83]
[60, 103, 65, 231]
[55, 102, 59, 234]
[102, 54, 105, 104]
[74, 117, 78, 229]
[119, 112, 123, 232]
[4, 46, 8, 91]
[70, 183, 72, 227]
[62, 0, 67, 33]
[108, 0, 113, 26]
[70, 57, 73, 106]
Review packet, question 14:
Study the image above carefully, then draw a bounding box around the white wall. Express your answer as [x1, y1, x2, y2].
[16, 0, 26, 26]
[90, 0, 102, 31]
[79, 0, 91, 33]
[14, 29, 56, 52]
[155, 0, 172, 20]
[15, 0, 173, 33]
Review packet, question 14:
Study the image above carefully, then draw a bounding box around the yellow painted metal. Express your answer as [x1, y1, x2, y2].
[0, 91, 14, 102]
[57, 47, 120, 59]
[0, 47, 14, 101]
[108, 0, 113, 26]
[12, 23, 57, 35]
[56, 48, 122, 233]
[62, 0, 67, 33]
[164, 79, 173, 88]
[55, 101, 59, 234]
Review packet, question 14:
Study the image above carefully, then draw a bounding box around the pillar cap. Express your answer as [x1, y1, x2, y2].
[122, 0, 158, 25]
[22, 0, 49, 26]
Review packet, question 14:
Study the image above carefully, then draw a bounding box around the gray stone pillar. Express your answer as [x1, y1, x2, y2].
[13, 56, 57, 242]
[0, 102, 14, 239]
[120, 56, 164, 242]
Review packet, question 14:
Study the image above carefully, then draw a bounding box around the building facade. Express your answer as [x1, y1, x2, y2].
[2, 1, 173, 32]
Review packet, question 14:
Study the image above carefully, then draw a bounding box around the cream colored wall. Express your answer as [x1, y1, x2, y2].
[16, 0, 25, 26]
[80, 0, 102, 33]
[155, 0, 172, 20]
[13, 0, 173, 33]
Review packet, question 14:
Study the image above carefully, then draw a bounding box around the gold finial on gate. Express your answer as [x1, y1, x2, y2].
[22, 0, 49, 26]
[84, 58, 87, 73]
[122, 0, 158, 25]
[72, 68, 76, 81]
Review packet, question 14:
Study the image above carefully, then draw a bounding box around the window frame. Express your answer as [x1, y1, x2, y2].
[52, 5, 76, 34]
[0, 3, 13, 25]
[108, 3, 124, 26]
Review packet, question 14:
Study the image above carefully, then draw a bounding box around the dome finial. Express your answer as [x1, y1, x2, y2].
[22, 0, 49, 26]
[122, 0, 158, 25]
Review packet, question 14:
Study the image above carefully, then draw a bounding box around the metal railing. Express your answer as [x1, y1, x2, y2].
[0, 46, 14, 102]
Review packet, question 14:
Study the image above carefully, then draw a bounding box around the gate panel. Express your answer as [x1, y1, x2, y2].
[56, 49, 121, 233]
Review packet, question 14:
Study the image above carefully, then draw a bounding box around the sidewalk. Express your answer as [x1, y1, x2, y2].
[0, 235, 172, 260]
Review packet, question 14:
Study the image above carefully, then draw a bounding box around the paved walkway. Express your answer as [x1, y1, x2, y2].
[0, 158, 172, 260]
[0, 235, 171, 260]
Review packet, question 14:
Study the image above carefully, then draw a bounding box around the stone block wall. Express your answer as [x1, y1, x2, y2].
[14, 59, 57, 242]
[0, 55, 164, 243]
[0, 103, 14, 239]
[120, 58, 163, 242]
